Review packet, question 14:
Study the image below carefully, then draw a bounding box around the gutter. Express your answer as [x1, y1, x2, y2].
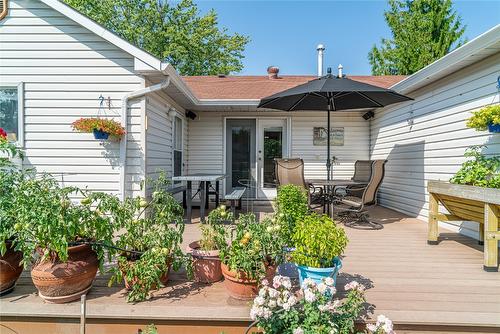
[119, 78, 171, 201]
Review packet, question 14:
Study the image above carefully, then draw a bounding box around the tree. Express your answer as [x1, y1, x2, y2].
[369, 0, 466, 75]
[63, 0, 249, 75]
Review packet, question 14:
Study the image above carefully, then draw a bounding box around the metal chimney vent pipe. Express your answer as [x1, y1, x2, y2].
[317, 44, 325, 77]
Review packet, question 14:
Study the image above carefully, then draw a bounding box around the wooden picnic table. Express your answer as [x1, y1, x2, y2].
[172, 174, 226, 223]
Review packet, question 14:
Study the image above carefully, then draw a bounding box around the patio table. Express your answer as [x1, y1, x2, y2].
[307, 179, 368, 215]
[172, 174, 226, 223]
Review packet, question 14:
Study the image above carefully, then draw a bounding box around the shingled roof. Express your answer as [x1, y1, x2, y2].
[182, 75, 407, 100]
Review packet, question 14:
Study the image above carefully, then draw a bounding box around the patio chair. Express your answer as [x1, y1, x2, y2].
[274, 158, 324, 211]
[352, 160, 372, 182]
[334, 159, 387, 230]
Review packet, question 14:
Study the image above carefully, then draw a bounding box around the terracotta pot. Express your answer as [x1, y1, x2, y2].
[31, 243, 98, 304]
[221, 262, 276, 300]
[120, 256, 170, 290]
[188, 241, 222, 283]
[0, 241, 23, 296]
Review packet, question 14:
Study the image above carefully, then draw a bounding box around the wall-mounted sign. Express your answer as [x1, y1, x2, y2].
[313, 127, 344, 146]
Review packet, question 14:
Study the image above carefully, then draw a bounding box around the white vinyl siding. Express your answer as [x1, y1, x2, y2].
[370, 52, 500, 239]
[1, 0, 145, 197]
[187, 111, 369, 198]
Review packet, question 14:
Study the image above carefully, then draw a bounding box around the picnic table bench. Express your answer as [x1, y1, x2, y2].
[225, 187, 245, 215]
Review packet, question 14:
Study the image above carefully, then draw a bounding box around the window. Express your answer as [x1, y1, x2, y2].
[173, 116, 183, 180]
[0, 83, 23, 144]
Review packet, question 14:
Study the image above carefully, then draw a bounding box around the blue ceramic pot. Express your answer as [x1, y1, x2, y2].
[93, 129, 110, 140]
[488, 123, 500, 133]
[296, 257, 342, 287]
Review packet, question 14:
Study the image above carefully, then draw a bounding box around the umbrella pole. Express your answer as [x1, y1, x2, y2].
[326, 96, 332, 217]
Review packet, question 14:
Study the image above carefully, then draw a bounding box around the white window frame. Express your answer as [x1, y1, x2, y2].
[0, 82, 24, 147]
[173, 115, 183, 178]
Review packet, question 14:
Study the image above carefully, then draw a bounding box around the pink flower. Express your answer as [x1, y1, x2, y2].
[344, 281, 365, 291]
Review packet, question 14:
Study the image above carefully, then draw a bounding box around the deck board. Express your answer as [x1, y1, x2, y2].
[1, 205, 499, 332]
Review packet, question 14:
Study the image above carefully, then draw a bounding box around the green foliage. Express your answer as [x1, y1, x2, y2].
[0, 129, 23, 168]
[143, 324, 158, 334]
[275, 184, 309, 247]
[0, 169, 25, 256]
[63, 0, 249, 75]
[199, 205, 231, 251]
[450, 146, 500, 188]
[251, 276, 368, 334]
[218, 213, 285, 280]
[292, 214, 348, 268]
[101, 171, 189, 302]
[466, 104, 500, 131]
[4, 170, 115, 268]
[369, 0, 466, 75]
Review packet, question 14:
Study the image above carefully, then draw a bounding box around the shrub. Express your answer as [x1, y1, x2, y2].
[450, 146, 500, 188]
[72, 117, 126, 138]
[199, 205, 232, 251]
[275, 184, 309, 246]
[250, 275, 384, 334]
[219, 213, 285, 280]
[292, 214, 348, 268]
[466, 104, 500, 131]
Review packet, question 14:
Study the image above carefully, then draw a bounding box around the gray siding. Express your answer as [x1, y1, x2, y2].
[370, 53, 500, 238]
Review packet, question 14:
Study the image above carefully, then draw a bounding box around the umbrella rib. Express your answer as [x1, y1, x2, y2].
[356, 91, 384, 107]
[258, 96, 283, 108]
[288, 93, 310, 111]
[311, 92, 329, 100]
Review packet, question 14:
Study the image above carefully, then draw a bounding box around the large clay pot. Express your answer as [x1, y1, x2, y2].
[221, 262, 276, 300]
[188, 241, 222, 283]
[31, 243, 98, 304]
[0, 241, 23, 296]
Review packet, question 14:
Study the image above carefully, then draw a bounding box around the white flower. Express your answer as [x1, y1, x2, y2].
[318, 304, 328, 312]
[254, 296, 265, 306]
[258, 286, 268, 297]
[282, 277, 292, 289]
[345, 281, 365, 291]
[273, 276, 283, 288]
[317, 283, 328, 294]
[268, 288, 279, 298]
[250, 306, 261, 320]
[261, 279, 269, 286]
[366, 324, 377, 333]
[261, 307, 272, 319]
[287, 295, 297, 306]
[328, 286, 337, 295]
[293, 328, 304, 334]
[324, 277, 334, 286]
[302, 278, 316, 289]
[268, 299, 277, 308]
[304, 289, 316, 303]
[283, 302, 291, 311]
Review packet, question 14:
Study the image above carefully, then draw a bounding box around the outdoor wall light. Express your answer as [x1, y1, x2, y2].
[185, 110, 197, 120]
[362, 111, 374, 120]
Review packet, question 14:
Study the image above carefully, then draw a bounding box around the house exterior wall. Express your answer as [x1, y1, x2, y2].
[370, 52, 500, 238]
[1, 0, 146, 198]
[187, 111, 370, 198]
[144, 90, 188, 197]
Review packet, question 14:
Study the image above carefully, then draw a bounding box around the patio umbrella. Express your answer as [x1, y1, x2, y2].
[257, 68, 413, 180]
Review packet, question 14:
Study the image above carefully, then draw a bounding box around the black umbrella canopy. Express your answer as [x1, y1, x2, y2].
[258, 74, 412, 111]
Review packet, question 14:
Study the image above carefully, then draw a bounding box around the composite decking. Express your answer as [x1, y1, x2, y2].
[1, 205, 499, 334]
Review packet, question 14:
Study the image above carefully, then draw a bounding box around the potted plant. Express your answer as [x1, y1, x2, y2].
[466, 104, 500, 133]
[292, 213, 348, 286]
[104, 172, 190, 302]
[450, 146, 500, 188]
[187, 205, 231, 283]
[0, 169, 25, 296]
[219, 213, 285, 300]
[10, 172, 115, 303]
[72, 117, 126, 140]
[249, 275, 394, 334]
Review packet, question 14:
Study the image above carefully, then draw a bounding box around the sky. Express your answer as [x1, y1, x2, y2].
[194, 0, 500, 76]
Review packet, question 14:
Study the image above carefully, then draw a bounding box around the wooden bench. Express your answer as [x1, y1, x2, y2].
[428, 180, 500, 272]
[167, 184, 187, 208]
[225, 187, 245, 215]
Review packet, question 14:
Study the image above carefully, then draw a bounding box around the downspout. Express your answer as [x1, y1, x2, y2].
[120, 78, 171, 201]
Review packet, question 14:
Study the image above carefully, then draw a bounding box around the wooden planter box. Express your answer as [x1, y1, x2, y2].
[427, 180, 500, 271]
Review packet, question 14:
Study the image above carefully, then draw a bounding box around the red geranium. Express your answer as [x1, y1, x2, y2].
[0, 128, 7, 140]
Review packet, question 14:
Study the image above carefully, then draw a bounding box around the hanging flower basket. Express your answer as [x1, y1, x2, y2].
[488, 123, 500, 133]
[72, 118, 126, 141]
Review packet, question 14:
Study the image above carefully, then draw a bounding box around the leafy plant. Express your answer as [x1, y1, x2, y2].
[7, 170, 115, 268]
[72, 117, 126, 138]
[250, 276, 387, 334]
[100, 172, 189, 302]
[0, 128, 23, 168]
[466, 104, 500, 131]
[0, 169, 26, 256]
[275, 184, 309, 247]
[219, 213, 285, 280]
[450, 146, 500, 188]
[292, 214, 348, 268]
[199, 205, 231, 251]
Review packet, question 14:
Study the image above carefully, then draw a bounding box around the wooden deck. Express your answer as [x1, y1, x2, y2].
[1, 205, 500, 334]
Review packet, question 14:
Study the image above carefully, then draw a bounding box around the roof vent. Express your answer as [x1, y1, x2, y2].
[267, 66, 279, 79]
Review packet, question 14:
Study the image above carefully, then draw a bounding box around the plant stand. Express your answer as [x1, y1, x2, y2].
[427, 181, 500, 271]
